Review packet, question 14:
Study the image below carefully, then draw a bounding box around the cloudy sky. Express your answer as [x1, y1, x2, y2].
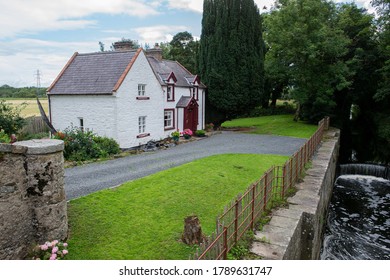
[0, 0, 373, 87]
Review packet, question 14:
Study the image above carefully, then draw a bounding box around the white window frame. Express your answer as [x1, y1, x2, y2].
[164, 110, 174, 130]
[78, 117, 84, 132]
[167, 84, 175, 101]
[192, 86, 199, 100]
[138, 84, 146, 96]
[138, 116, 146, 134]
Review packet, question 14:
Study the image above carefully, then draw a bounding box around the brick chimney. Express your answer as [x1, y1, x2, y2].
[146, 43, 163, 61]
[113, 41, 135, 51]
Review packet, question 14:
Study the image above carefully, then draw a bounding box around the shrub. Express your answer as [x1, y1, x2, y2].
[93, 135, 121, 156]
[195, 130, 206, 137]
[30, 240, 69, 260]
[205, 123, 214, 131]
[244, 102, 296, 118]
[0, 100, 25, 135]
[53, 126, 120, 161]
[0, 129, 10, 143]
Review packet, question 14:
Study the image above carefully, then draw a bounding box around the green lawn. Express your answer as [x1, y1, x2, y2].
[67, 154, 289, 260]
[222, 115, 317, 139]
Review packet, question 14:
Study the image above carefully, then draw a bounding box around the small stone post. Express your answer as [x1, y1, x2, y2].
[0, 139, 67, 259]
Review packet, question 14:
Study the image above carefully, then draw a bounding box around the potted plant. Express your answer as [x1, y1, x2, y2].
[171, 131, 180, 142]
[195, 130, 206, 137]
[182, 129, 193, 139]
[205, 123, 214, 132]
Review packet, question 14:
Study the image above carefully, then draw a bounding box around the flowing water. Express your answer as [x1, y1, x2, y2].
[321, 172, 390, 260]
[340, 164, 390, 180]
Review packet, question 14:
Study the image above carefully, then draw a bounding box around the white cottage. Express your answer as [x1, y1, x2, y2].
[47, 46, 206, 149]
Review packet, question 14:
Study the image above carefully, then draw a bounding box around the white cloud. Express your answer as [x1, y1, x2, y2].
[0, 39, 97, 87]
[0, 0, 160, 37]
[133, 25, 188, 43]
[166, 0, 203, 13]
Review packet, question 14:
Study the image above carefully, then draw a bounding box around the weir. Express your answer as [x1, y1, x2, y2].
[340, 164, 390, 180]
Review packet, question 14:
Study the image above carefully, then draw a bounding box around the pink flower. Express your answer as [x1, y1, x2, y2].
[40, 244, 48, 251]
[52, 246, 58, 254]
[51, 240, 59, 246]
[63, 243, 68, 247]
[62, 250, 68, 255]
[49, 254, 57, 260]
[183, 129, 193, 136]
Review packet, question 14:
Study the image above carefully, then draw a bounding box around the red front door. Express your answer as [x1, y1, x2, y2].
[184, 99, 198, 132]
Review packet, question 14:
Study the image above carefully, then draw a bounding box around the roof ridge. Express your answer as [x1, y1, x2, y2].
[78, 50, 138, 56]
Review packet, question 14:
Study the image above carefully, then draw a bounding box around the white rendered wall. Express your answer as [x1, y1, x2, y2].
[115, 51, 165, 148]
[49, 95, 116, 138]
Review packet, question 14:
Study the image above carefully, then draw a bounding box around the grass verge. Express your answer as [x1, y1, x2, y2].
[67, 154, 289, 260]
[222, 115, 317, 139]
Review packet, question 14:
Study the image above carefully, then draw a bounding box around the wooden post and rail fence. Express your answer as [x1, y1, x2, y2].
[193, 116, 330, 260]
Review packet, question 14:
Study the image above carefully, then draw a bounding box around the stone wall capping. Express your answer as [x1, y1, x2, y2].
[13, 139, 64, 155]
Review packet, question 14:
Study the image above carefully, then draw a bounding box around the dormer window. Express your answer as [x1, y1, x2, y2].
[167, 84, 175, 101]
[192, 86, 199, 101]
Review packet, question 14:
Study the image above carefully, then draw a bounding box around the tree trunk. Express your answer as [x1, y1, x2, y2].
[294, 103, 301, 122]
[182, 215, 205, 245]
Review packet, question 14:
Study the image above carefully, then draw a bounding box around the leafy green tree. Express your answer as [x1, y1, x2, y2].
[262, 12, 290, 109]
[199, 0, 265, 121]
[370, 0, 390, 163]
[0, 85, 46, 98]
[331, 3, 382, 162]
[265, 0, 351, 123]
[0, 100, 25, 135]
[372, 0, 390, 103]
[168, 31, 199, 74]
[159, 32, 199, 73]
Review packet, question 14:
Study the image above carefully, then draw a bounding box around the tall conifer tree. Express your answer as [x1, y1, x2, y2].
[199, 0, 265, 121]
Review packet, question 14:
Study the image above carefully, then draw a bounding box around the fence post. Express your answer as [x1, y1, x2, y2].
[263, 172, 268, 211]
[251, 184, 256, 230]
[234, 198, 239, 244]
[223, 227, 228, 260]
[289, 159, 293, 190]
[282, 164, 286, 199]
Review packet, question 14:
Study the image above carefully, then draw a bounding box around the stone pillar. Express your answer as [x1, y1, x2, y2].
[0, 139, 67, 259]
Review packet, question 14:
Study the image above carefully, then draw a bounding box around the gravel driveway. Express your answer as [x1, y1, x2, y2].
[65, 132, 306, 200]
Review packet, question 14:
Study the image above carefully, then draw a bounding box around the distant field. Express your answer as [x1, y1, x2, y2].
[2, 98, 48, 117]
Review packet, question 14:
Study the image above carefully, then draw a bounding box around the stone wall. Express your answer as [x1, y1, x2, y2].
[250, 128, 340, 259]
[0, 139, 67, 260]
